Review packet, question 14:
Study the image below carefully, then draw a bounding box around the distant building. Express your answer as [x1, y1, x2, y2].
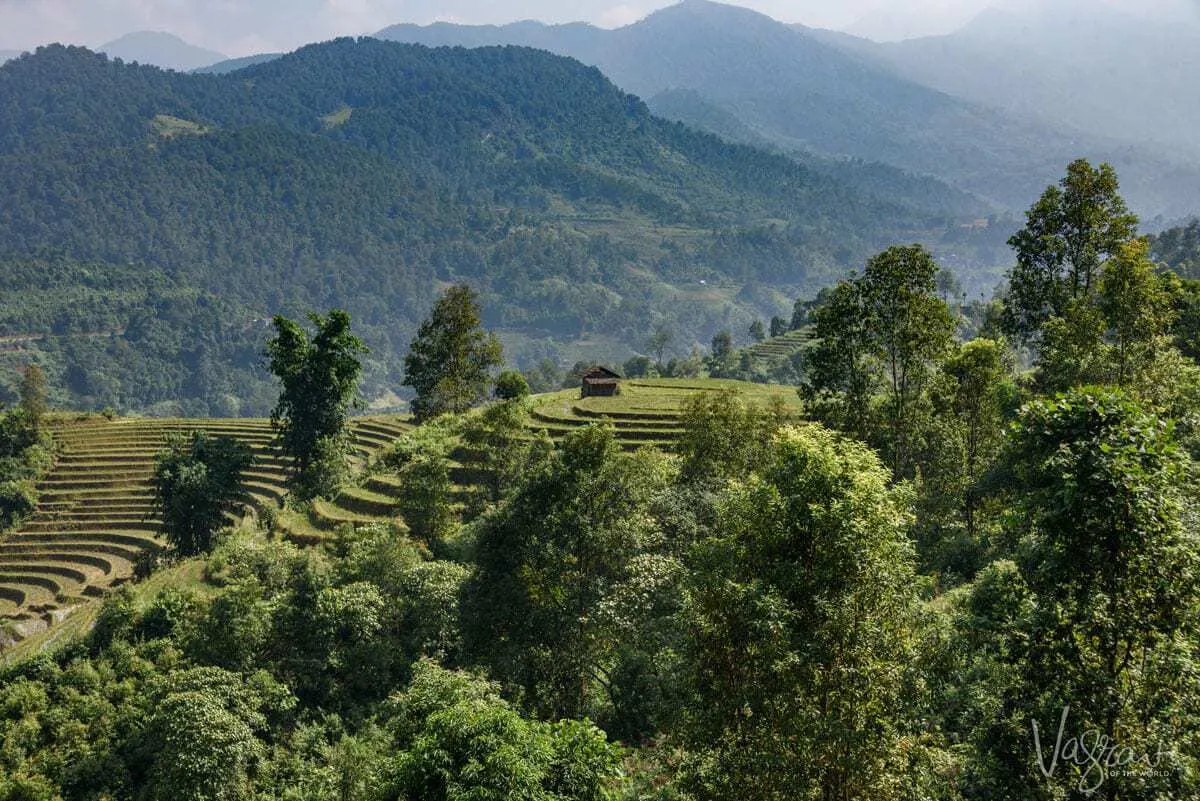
[580, 366, 621, 398]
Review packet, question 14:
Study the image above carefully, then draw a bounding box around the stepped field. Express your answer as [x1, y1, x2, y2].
[528, 378, 803, 451]
[1, 379, 800, 654]
[741, 328, 816, 367]
[0, 415, 411, 647]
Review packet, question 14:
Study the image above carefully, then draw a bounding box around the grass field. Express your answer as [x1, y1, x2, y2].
[1, 378, 801, 654]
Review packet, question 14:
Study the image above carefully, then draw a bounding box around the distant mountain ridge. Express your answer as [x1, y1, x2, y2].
[0, 38, 953, 414]
[100, 31, 226, 72]
[376, 0, 1200, 217]
[816, 1, 1200, 164]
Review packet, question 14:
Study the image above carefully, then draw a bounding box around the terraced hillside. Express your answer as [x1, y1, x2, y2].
[529, 378, 804, 451]
[0, 415, 411, 646]
[741, 328, 816, 368]
[2, 379, 800, 652]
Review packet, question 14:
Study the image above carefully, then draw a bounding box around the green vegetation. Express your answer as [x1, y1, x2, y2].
[152, 431, 254, 556]
[267, 310, 368, 499]
[0, 39, 960, 415]
[403, 286, 503, 421]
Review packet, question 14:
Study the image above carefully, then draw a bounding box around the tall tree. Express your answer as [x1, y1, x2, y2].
[803, 280, 876, 441]
[991, 388, 1200, 799]
[266, 310, 367, 499]
[706, 329, 735, 378]
[863, 244, 956, 477]
[460, 425, 677, 734]
[1098, 238, 1176, 388]
[681, 424, 937, 800]
[152, 430, 254, 556]
[1004, 159, 1138, 341]
[18, 364, 48, 430]
[403, 285, 502, 422]
[805, 246, 955, 477]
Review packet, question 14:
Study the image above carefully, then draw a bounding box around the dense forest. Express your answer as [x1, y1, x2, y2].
[2, 160, 1199, 799]
[0, 38, 984, 415]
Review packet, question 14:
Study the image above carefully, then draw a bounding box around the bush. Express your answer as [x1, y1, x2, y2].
[494, 370, 531, 400]
[0, 480, 35, 530]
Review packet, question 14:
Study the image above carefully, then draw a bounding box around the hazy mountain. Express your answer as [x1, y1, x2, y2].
[818, 1, 1200, 163]
[0, 39, 945, 413]
[377, 0, 1200, 217]
[193, 52, 284, 75]
[100, 31, 227, 72]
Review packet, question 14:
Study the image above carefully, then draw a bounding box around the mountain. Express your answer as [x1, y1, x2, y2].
[193, 52, 283, 74]
[99, 31, 227, 72]
[376, 0, 1200, 217]
[0, 39, 944, 415]
[817, 1, 1200, 164]
[0, 51, 20, 65]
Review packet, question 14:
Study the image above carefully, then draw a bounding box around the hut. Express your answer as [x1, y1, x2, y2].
[580, 366, 622, 398]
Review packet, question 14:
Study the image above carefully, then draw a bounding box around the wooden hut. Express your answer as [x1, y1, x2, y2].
[580, 366, 622, 398]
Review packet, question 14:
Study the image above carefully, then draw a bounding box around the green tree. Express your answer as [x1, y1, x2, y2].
[706, 330, 735, 377]
[403, 285, 502, 421]
[863, 245, 956, 477]
[460, 425, 677, 732]
[805, 246, 955, 478]
[1004, 159, 1138, 341]
[677, 388, 787, 483]
[748, 319, 766, 342]
[803, 280, 876, 441]
[18, 364, 47, 431]
[1098, 238, 1176, 388]
[152, 431, 254, 556]
[492, 369, 530, 401]
[681, 424, 936, 800]
[990, 389, 1200, 799]
[385, 662, 619, 801]
[647, 321, 674, 368]
[266, 310, 367, 500]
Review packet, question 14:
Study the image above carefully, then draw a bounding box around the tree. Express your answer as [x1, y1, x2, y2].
[804, 246, 955, 477]
[647, 321, 674, 368]
[493, 370, 530, 401]
[803, 280, 876, 441]
[385, 662, 619, 801]
[404, 285, 502, 421]
[769, 315, 789, 338]
[863, 245, 956, 477]
[1003, 159, 1138, 341]
[748, 320, 766, 342]
[18, 364, 47, 430]
[706, 330, 735, 378]
[152, 431, 254, 556]
[677, 388, 786, 483]
[1098, 238, 1176, 388]
[266, 310, 367, 499]
[988, 388, 1200, 799]
[460, 425, 677, 732]
[940, 339, 1011, 541]
[681, 424, 936, 799]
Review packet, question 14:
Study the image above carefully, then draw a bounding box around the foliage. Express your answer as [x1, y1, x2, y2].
[676, 388, 787, 483]
[804, 244, 955, 478]
[493, 370, 530, 401]
[152, 430, 254, 556]
[403, 286, 503, 422]
[1003, 159, 1138, 341]
[461, 425, 680, 735]
[266, 309, 366, 499]
[680, 424, 938, 799]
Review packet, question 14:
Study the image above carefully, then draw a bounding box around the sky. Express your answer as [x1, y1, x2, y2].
[1, 0, 1197, 57]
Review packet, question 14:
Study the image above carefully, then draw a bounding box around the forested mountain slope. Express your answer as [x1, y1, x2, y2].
[0, 38, 944, 415]
[377, 0, 1200, 217]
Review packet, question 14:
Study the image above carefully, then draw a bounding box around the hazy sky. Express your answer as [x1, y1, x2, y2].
[1, 0, 1197, 56]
